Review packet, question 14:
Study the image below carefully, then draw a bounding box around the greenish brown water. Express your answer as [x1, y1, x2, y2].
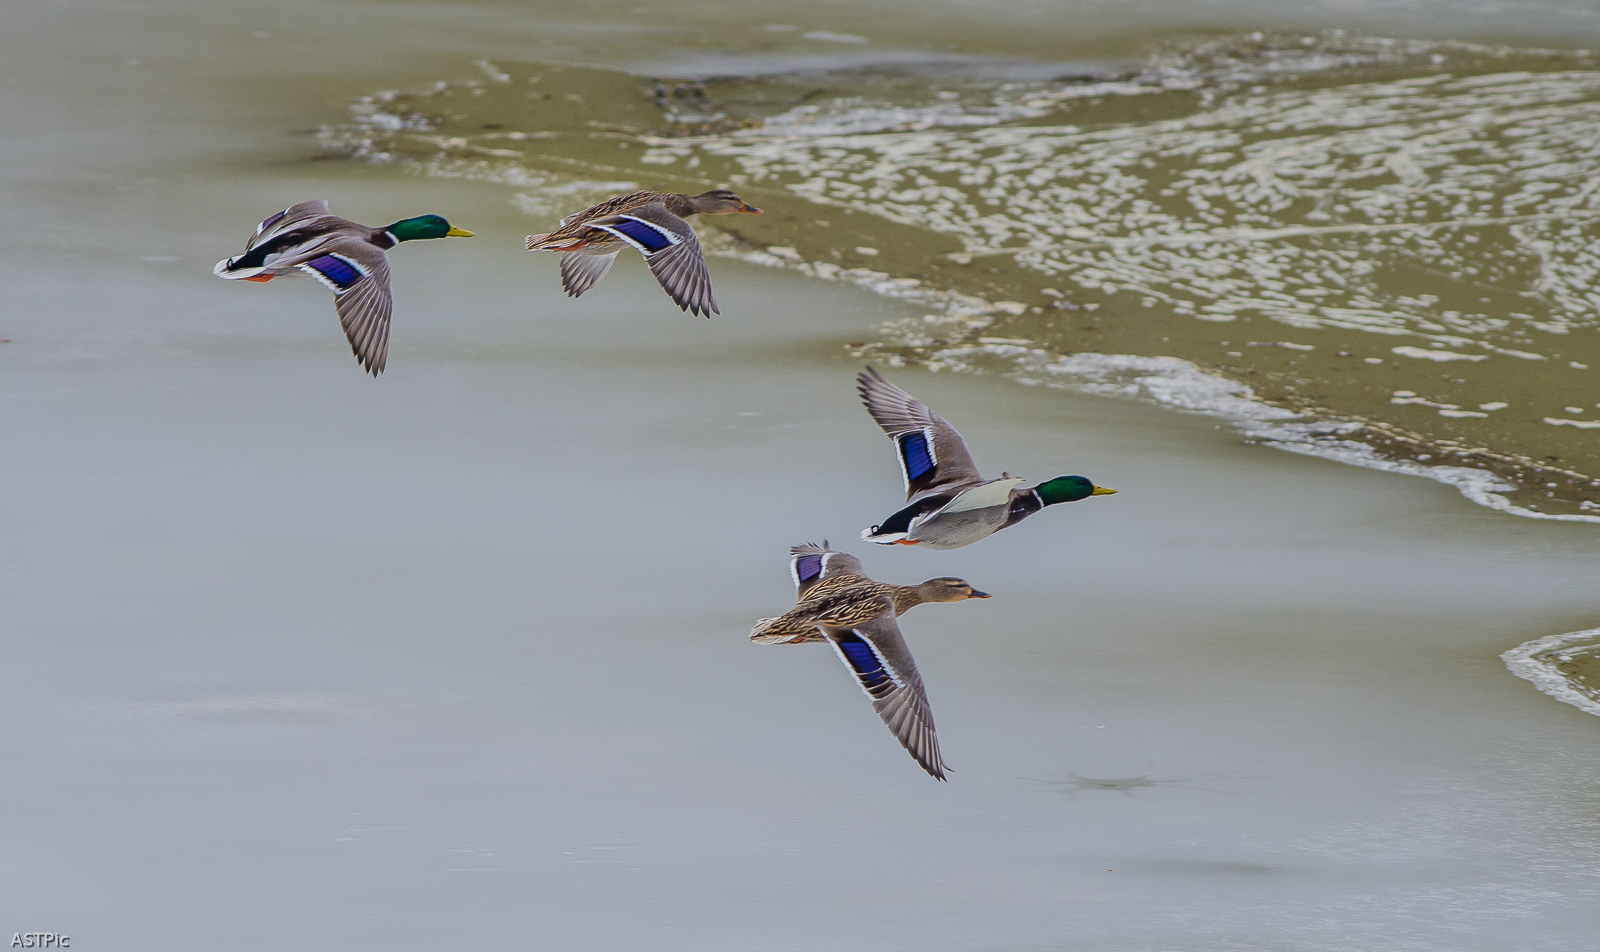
[321, 34, 1600, 519]
[1504, 625, 1600, 717]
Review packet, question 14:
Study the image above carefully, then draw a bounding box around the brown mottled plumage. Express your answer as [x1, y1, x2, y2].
[525, 189, 760, 317]
[750, 574, 985, 645]
[748, 543, 989, 781]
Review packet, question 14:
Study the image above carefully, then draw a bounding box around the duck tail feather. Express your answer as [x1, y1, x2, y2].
[749, 615, 819, 645]
[214, 257, 269, 280]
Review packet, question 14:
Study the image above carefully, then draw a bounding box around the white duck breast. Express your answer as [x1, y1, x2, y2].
[904, 505, 1013, 549]
[855, 366, 1115, 549]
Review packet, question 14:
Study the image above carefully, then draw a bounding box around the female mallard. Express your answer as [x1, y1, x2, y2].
[857, 366, 1116, 549]
[750, 542, 990, 780]
[525, 189, 761, 317]
[213, 200, 473, 376]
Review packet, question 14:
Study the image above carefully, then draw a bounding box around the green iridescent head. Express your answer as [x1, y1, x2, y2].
[385, 214, 474, 242]
[1036, 475, 1117, 506]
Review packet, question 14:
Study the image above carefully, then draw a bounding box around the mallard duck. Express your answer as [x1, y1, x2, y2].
[525, 189, 761, 317]
[857, 366, 1116, 549]
[750, 542, 990, 780]
[213, 200, 473, 376]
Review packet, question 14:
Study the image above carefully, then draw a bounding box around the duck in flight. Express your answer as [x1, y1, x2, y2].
[750, 542, 990, 780]
[213, 200, 473, 376]
[525, 189, 761, 317]
[857, 366, 1116, 549]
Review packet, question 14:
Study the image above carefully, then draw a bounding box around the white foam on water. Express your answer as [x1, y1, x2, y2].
[1038, 355, 1600, 524]
[631, 34, 1527, 140]
[720, 240, 1600, 525]
[802, 31, 868, 45]
[324, 33, 1600, 528]
[635, 41, 1600, 363]
[1393, 345, 1488, 362]
[988, 344, 1600, 524]
[1502, 628, 1600, 718]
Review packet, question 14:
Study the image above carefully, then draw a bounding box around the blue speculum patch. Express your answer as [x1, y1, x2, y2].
[258, 209, 287, 233]
[607, 218, 674, 253]
[305, 255, 362, 290]
[837, 636, 891, 694]
[795, 554, 824, 584]
[898, 431, 935, 482]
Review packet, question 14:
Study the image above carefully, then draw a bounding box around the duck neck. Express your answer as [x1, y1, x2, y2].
[1002, 489, 1043, 529]
[663, 193, 700, 218]
[892, 584, 931, 615]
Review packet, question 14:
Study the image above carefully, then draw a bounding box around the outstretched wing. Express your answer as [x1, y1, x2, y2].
[856, 366, 983, 500]
[826, 612, 947, 781]
[788, 542, 866, 601]
[245, 200, 333, 252]
[297, 237, 393, 376]
[587, 203, 718, 317]
[559, 251, 619, 297]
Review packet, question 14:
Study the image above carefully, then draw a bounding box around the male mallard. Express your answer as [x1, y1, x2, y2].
[750, 542, 990, 780]
[525, 189, 761, 317]
[857, 366, 1116, 549]
[213, 200, 473, 376]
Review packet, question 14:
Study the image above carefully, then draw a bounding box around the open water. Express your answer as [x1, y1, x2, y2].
[4, 2, 1600, 950]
